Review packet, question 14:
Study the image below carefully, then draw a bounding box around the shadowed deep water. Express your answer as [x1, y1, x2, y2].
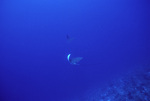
[0, 0, 150, 101]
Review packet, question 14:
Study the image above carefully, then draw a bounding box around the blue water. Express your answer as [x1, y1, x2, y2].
[0, 0, 150, 101]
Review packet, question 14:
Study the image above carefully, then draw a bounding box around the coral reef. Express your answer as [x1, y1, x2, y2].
[86, 67, 150, 101]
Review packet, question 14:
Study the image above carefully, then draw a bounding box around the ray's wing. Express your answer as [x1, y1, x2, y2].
[67, 54, 71, 62]
[71, 57, 83, 65]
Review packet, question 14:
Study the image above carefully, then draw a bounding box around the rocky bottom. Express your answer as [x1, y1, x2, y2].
[85, 66, 150, 101]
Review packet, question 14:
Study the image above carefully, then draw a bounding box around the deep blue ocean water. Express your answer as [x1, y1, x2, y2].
[0, 0, 150, 101]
